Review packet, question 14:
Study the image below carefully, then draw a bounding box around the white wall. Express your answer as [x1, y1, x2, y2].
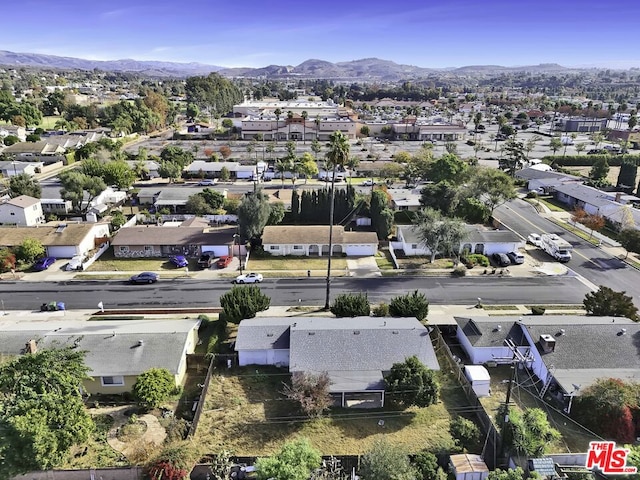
[238, 349, 290, 367]
[344, 244, 377, 256]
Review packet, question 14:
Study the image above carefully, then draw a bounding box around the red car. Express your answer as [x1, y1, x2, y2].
[216, 255, 233, 268]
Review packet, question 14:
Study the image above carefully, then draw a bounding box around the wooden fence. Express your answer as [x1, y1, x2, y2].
[187, 355, 216, 438]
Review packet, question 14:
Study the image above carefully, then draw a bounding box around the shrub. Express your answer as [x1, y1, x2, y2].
[330, 292, 371, 317]
[219, 285, 270, 323]
[463, 254, 489, 267]
[373, 302, 389, 317]
[450, 416, 481, 451]
[389, 290, 429, 321]
[206, 334, 219, 354]
[526, 191, 538, 199]
[132, 368, 176, 409]
[452, 266, 467, 277]
[530, 306, 546, 315]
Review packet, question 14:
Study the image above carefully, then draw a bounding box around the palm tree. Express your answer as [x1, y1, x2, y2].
[324, 131, 350, 309]
[301, 110, 308, 144]
[287, 111, 294, 140]
[275, 158, 290, 189]
[314, 115, 321, 139]
[274, 108, 282, 144]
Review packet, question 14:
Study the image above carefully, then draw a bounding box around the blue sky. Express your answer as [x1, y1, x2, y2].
[2, 0, 639, 68]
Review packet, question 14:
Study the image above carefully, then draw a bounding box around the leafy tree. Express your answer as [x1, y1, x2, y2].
[413, 207, 467, 263]
[413, 451, 446, 480]
[238, 190, 271, 241]
[466, 167, 516, 215]
[199, 188, 225, 210]
[25, 133, 40, 142]
[619, 229, 640, 258]
[359, 439, 417, 480]
[160, 145, 194, 168]
[219, 285, 270, 324]
[394, 151, 412, 164]
[282, 372, 332, 418]
[385, 355, 439, 407]
[498, 406, 561, 457]
[256, 438, 321, 480]
[617, 159, 637, 192]
[9, 173, 41, 198]
[0, 248, 16, 273]
[158, 160, 183, 183]
[268, 201, 286, 225]
[186, 194, 215, 215]
[101, 161, 136, 190]
[0, 348, 94, 477]
[380, 162, 404, 181]
[133, 368, 176, 409]
[58, 170, 107, 214]
[185, 73, 243, 118]
[589, 157, 610, 185]
[549, 137, 563, 155]
[2, 135, 19, 146]
[389, 290, 429, 321]
[500, 138, 527, 175]
[428, 153, 467, 183]
[487, 467, 537, 480]
[219, 166, 231, 181]
[573, 378, 638, 443]
[110, 210, 126, 230]
[330, 292, 370, 317]
[450, 416, 481, 451]
[583, 285, 639, 321]
[370, 190, 393, 240]
[15, 238, 45, 263]
[420, 181, 459, 215]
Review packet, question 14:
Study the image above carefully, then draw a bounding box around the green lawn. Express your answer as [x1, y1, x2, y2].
[247, 256, 347, 271]
[38, 115, 63, 130]
[195, 366, 462, 456]
[61, 414, 128, 469]
[375, 250, 395, 270]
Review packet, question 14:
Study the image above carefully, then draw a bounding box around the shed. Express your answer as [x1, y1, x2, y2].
[464, 365, 491, 397]
[450, 454, 489, 480]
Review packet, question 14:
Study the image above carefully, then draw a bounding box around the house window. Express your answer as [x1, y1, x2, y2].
[119, 246, 129, 253]
[101, 376, 125, 386]
[144, 246, 153, 252]
[411, 244, 418, 249]
[269, 245, 279, 250]
[293, 245, 303, 250]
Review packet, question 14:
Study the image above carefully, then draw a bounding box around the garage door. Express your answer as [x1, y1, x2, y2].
[201, 245, 230, 257]
[345, 245, 376, 256]
[46, 246, 79, 259]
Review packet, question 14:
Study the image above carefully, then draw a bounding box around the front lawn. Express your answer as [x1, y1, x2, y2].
[61, 414, 128, 469]
[247, 256, 348, 271]
[195, 366, 463, 456]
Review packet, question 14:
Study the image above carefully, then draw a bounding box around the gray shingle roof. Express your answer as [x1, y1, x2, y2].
[234, 317, 292, 350]
[398, 225, 521, 245]
[262, 225, 378, 245]
[455, 317, 528, 348]
[515, 167, 580, 182]
[554, 183, 618, 208]
[289, 316, 439, 374]
[111, 225, 235, 247]
[0, 319, 200, 377]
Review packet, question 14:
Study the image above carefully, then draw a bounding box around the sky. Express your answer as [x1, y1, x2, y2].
[2, 0, 639, 69]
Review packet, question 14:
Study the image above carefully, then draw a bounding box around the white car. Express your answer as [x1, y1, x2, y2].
[65, 255, 84, 271]
[361, 179, 375, 186]
[198, 179, 218, 186]
[527, 233, 542, 247]
[234, 272, 263, 284]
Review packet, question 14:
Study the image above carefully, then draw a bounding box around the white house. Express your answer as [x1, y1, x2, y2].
[0, 160, 44, 177]
[396, 225, 524, 257]
[261, 225, 379, 257]
[0, 196, 44, 226]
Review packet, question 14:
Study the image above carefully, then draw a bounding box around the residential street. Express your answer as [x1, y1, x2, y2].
[0, 276, 591, 311]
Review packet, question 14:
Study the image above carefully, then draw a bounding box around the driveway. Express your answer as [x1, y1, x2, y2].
[346, 256, 380, 277]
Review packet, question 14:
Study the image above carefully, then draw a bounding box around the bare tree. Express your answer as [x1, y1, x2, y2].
[282, 371, 332, 418]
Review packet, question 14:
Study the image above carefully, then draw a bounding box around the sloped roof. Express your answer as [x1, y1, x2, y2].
[398, 225, 522, 246]
[5, 195, 40, 209]
[234, 317, 292, 350]
[111, 225, 235, 247]
[0, 223, 99, 247]
[455, 317, 527, 348]
[515, 167, 580, 182]
[0, 319, 200, 377]
[289, 316, 439, 374]
[262, 225, 378, 245]
[554, 183, 618, 208]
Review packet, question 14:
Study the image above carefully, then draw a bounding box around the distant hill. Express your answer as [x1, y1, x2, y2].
[0, 50, 573, 80]
[0, 50, 223, 77]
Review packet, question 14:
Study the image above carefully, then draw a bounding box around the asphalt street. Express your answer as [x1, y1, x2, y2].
[0, 276, 591, 311]
[494, 199, 640, 299]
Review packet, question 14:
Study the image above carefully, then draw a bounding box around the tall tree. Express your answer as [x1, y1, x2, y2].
[617, 159, 637, 193]
[359, 440, 417, 480]
[0, 348, 94, 477]
[413, 207, 467, 263]
[9, 173, 41, 198]
[301, 110, 308, 143]
[498, 407, 560, 458]
[58, 171, 107, 214]
[237, 190, 271, 241]
[184, 73, 243, 120]
[384, 355, 439, 407]
[466, 167, 517, 215]
[583, 286, 639, 321]
[427, 153, 467, 184]
[324, 131, 350, 309]
[589, 157, 610, 185]
[256, 438, 321, 480]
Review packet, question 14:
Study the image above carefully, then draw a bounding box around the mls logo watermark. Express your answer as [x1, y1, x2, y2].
[586, 441, 637, 475]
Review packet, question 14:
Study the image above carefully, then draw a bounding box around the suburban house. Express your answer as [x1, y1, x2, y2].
[0, 195, 44, 226]
[184, 161, 242, 179]
[387, 188, 422, 211]
[261, 225, 379, 256]
[0, 125, 27, 141]
[0, 222, 110, 258]
[454, 315, 640, 407]
[1, 140, 66, 158]
[395, 225, 524, 256]
[235, 316, 440, 408]
[514, 167, 581, 193]
[126, 160, 160, 179]
[39, 186, 127, 216]
[111, 220, 236, 258]
[554, 183, 640, 214]
[0, 318, 200, 395]
[0, 160, 44, 177]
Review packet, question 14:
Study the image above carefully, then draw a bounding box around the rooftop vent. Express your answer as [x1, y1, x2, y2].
[308, 332, 315, 336]
[619, 328, 627, 336]
[496, 325, 502, 332]
[558, 329, 566, 336]
[266, 333, 274, 337]
[353, 330, 360, 335]
[55, 224, 67, 233]
[137, 339, 144, 346]
[539, 334, 556, 354]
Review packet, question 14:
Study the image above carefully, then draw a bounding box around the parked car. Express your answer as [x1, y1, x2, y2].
[130, 272, 159, 284]
[233, 272, 263, 284]
[65, 255, 84, 271]
[506, 251, 525, 265]
[170, 255, 189, 268]
[216, 255, 233, 268]
[198, 179, 218, 186]
[198, 252, 215, 269]
[527, 233, 542, 247]
[492, 253, 511, 267]
[361, 179, 375, 186]
[33, 257, 56, 271]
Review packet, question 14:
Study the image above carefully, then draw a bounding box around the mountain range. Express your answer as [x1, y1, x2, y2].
[0, 50, 573, 79]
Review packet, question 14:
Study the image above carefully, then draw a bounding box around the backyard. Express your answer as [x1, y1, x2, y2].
[195, 365, 468, 456]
